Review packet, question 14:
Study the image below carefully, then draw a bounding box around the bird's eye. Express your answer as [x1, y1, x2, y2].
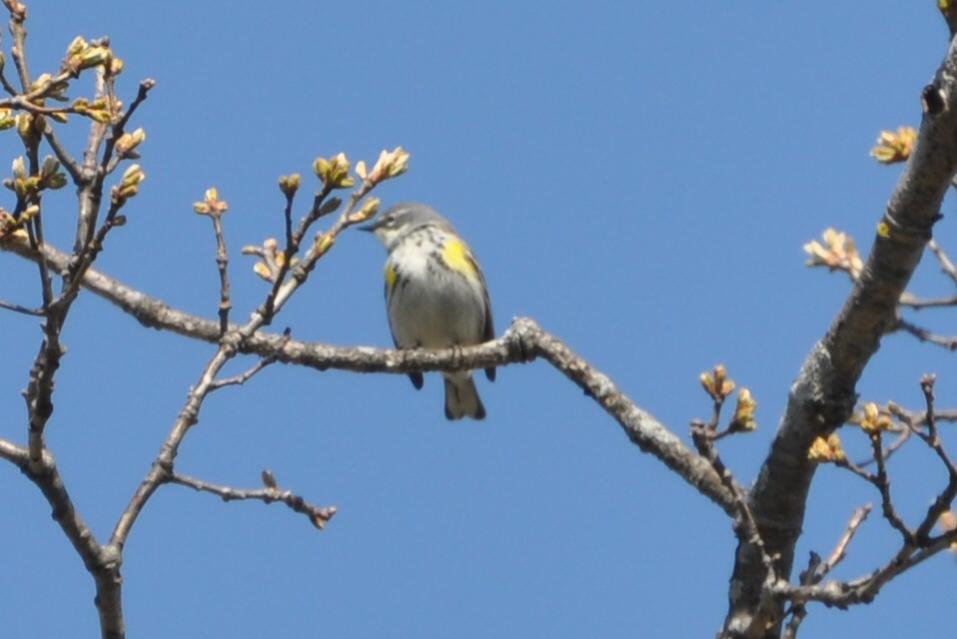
[384, 216, 396, 226]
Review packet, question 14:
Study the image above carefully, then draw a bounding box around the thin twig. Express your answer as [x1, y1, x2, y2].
[261, 184, 336, 321]
[169, 472, 337, 530]
[111, 178, 385, 556]
[913, 375, 957, 543]
[928, 239, 957, 286]
[7, 5, 31, 92]
[100, 79, 154, 177]
[0, 431, 121, 639]
[856, 427, 910, 468]
[0, 59, 18, 96]
[209, 355, 277, 391]
[782, 375, 957, 622]
[783, 505, 872, 639]
[691, 418, 776, 637]
[774, 527, 957, 609]
[3, 239, 737, 515]
[0, 297, 42, 315]
[869, 431, 914, 543]
[898, 292, 957, 309]
[57, 203, 124, 307]
[895, 318, 957, 351]
[40, 119, 83, 184]
[209, 214, 230, 335]
[815, 505, 873, 581]
[25, 201, 53, 311]
[73, 67, 111, 255]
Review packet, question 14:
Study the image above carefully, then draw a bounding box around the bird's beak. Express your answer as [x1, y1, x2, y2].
[358, 222, 376, 233]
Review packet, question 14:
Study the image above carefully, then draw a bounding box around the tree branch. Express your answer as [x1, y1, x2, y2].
[1, 239, 736, 516]
[783, 504, 872, 639]
[775, 527, 957, 610]
[0, 436, 122, 638]
[895, 317, 957, 351]
[169, 472, 337, 530]
[723, 34, 957, 638]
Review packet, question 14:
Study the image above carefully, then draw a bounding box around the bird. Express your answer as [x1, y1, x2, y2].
[361, 203, 495, 420]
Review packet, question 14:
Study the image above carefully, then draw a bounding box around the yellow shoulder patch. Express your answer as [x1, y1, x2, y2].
[384, 263, 398, 294]
[441, 238, 478, 281]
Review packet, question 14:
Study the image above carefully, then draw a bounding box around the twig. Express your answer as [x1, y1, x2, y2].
[783, 504, 872, 639]
[111, 178, 389, 560]
[0, 57, 18, 95]
[7, 3, 31, 92]
[4, 23, 152, 638]
[856, 427, 910, 467]
[775, 527, 957, 609]
[833, 456, 877, 483]
[726, 26, 957, 633]
[895, 318, 957, 350]
[209, 355, 277, 391]
[3, 240, 737, 514]
[0, 434, 122, 639]
[23, 226, 62, 466]
[57, 203, 125, 308]
[25, 208, 54, 309]
[781, 375, 957, 624]
[888, 403, 957, 427]
[100, 79, 155, 177]
[897, 292, 957, 309]
[869, 431, 913, 543]
[40, 120, 83, 184]
[209, 214, 230, 335]
[912, 375, 957, 543]
[692, 422, 766, 558]
[691, 418, 776, 637]
[928, 239, 957, 286]
[815, 505, 872, 581]
[169, 472, 336, 530]
[261, 185, 336, 321]
[72, 66, 113, 255]
[0, 297, 42, 315]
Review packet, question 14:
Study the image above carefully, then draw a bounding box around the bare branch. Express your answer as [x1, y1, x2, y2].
[261, 184, 336, 322]
[99, 79, 155, 177]
[868, 431, 913, 542]
[897, 292, 957, 310]
[0, 54, 18, 95]
[776, 527, 957, 610]
[7, 4, 31, 92]
[209, 354, 278, 391]
[724, 33, 957, 636]
[856, 427, 910, 468]
[928, 238, 957, 286]
[39, 119, 84, 184]
[0, 237, 739, 516]
[912, 375, 957, 544]
[817, 505, 872, 581]
[209, 214, 231, 334]
[895, 317, 957, 351]
[833, 456, 876, 484]
[0, 434, 122, 638]
[0, 436, 27, 464]
[783, 504, 872, 639]
[169, 472, 337, 530]
[691, 420, 775, 636]
[111, 178, 401, 573]
[0, 297, 42, 315]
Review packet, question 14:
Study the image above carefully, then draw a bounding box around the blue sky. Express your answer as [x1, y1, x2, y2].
[2, 2, 956, 637]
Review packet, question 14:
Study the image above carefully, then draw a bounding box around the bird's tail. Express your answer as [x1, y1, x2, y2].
[443, 373, 485, 420]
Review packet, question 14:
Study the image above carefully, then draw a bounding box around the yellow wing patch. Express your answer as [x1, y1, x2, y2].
[441, 238, 479, 282]
[384, 262, 398, 294]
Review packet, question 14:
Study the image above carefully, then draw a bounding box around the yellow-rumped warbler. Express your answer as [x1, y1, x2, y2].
[361, 203, 495, 420]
